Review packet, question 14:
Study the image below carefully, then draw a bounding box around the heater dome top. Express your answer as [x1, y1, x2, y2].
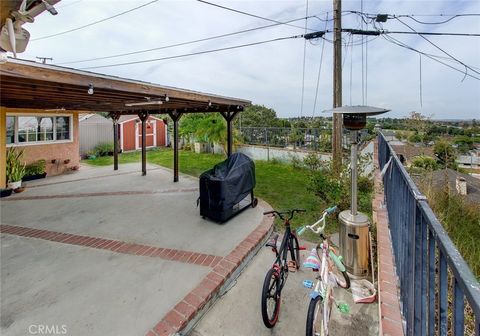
[325, 105, 390, 116]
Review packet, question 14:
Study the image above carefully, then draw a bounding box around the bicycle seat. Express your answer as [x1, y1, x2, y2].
[266, 233, 279, 248]
[303, 248, 321, 270]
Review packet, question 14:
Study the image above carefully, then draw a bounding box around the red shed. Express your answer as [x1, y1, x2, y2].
[118, 115, 167, 152]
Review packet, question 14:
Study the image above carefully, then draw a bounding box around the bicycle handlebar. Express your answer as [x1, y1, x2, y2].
[297, 205, 337, 236]
[263, 209, 306, 221]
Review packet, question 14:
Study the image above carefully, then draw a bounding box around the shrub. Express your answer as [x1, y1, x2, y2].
[290, 155, 303, 169]
[303, 153, 322, 171]
[6, 148, 26, 182]
[25, 160, 46, 176]
[269, 157, 282, 165]
[307, 159, 373, 213]
[411, 155, 438, 171]
[93, 142, 114, 157]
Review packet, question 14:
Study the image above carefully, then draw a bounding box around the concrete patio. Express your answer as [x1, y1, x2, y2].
[1, 163, 273, 336]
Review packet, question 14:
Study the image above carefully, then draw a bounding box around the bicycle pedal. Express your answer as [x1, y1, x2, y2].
[337, 302, 350, 314]
[299, 245, 307, 250]
[287, 261, 297, 272]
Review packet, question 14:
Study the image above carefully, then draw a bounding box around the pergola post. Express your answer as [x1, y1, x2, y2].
[220, 110, 240, 157]
[168, 111, 182, 182]
[109, 112, 121, 171]
[138, 111, 149, 176]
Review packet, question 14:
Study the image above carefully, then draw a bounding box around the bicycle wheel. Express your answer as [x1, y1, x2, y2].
[306, 295, 325, 336]
[331, 263, 350, 289]
[289, 234, 301, 269]
[261, 268, 281, 328]
[337, 270, 350, 289]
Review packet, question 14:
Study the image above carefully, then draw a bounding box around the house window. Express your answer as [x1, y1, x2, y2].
[56, 116, 70, 140]
[6, 116, 15, 144]
[6, 115, 72, 145]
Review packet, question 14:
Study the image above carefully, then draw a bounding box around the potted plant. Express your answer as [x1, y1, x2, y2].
[23, 160, 47, 181]
[6, 148, 26, 190]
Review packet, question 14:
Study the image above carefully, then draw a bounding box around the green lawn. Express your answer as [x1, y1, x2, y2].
[83, 148, 335, 235]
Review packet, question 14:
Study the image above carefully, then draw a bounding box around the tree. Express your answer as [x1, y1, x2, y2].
[411, 156, 438, 171]
[407, 111, 432, 144]
[236, 104, 280, 128]
[434, 139, 456, 167]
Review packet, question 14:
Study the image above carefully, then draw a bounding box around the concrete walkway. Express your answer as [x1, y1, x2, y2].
[192, 245, 379, 336]
[1, 163, 273, 336]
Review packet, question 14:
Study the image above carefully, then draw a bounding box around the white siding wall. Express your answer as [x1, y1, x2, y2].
[79, 122, 113, 154]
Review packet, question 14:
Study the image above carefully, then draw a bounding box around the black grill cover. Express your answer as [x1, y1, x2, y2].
[199, 153, 256, 221]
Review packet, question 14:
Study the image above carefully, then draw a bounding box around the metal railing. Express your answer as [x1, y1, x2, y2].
[378, 133, 480, 336]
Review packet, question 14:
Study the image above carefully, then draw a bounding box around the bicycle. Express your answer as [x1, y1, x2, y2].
[297, 206, 351, 336]
[260, 208, 306, 328]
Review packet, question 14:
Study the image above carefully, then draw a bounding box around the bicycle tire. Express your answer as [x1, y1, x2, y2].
[289, 234, 301, 269]
[306, 295, 325, 336]
[261, 268, 281, 328]
[338, 270, 350, 289]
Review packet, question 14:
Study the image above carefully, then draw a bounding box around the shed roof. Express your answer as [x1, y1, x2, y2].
[0, 58, 250, 114]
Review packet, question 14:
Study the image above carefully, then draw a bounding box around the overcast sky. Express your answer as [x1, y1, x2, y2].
[15, 0, 480, 119]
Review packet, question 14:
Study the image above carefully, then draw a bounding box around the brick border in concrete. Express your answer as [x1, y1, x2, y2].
[372, 140, 405, 336]
[0, 224, 221, 267]
[147, 199, 274, 336]
[2, 188, 199, 201]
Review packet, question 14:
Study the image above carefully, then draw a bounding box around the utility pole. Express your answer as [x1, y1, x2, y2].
[332, 0, 343, 173]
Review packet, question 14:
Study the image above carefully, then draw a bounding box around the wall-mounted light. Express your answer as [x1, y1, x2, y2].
[88, 83, 94, 95]
[165, 94, 169, 102]
[208, 100, 212, 107]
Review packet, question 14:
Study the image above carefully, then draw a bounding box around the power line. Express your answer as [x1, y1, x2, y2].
[312, 13, 328, 118]
[395, 17, 480, 76]
[348, 11, 480, 22]
[398, 13, 480, 25]
[81, 34, 305, 70]
[31, 0, 159, 41]
[57, 16, 313, 65]
[381, 34, 480, 81]
[300, 0, 309, 117]
[342, 28, 480, 37]
[419, 54, 423, 107]
[196, 0, 317, 32]
[386, 31, 480, 37]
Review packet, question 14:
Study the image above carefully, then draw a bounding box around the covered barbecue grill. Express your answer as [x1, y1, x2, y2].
[199, 153, 257, 223]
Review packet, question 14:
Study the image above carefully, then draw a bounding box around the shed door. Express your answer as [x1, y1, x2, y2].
[136, 120, 156, 149]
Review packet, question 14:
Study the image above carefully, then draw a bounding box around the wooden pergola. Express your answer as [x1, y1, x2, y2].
[0, 58, 250, 184]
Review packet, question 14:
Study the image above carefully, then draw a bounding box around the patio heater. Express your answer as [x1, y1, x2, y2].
[329, 106, 390, 278]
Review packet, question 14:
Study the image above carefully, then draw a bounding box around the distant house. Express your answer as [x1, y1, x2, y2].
[391, 143, 434, 167]
[413, 168, 480, 205]
[118, 115, 168, 152]
[456, 155, 480, 170]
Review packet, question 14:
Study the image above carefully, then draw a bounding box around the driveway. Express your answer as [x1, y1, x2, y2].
[1, 163, 272, 336]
